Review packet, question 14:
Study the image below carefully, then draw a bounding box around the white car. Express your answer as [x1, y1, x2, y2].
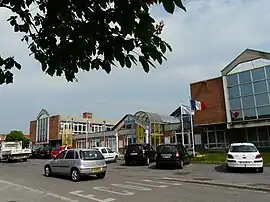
[226, 142, 263, 173]
[94, 147, 119, 163]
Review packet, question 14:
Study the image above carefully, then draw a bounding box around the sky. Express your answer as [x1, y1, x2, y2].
[1, 0, 270, 133]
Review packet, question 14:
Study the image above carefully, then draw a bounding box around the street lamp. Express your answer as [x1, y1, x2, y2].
[103, 120, 106, 147]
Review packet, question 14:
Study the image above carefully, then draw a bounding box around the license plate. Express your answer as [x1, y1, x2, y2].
[91, 167, 101, 172]
[240, 161, 250, 164]
[162, 156, 170, 159]
[130, 153, 138, 155]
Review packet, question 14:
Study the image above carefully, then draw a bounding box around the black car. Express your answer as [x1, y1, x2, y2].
[156, 143, 191, 169]
[124, 143, 156, 166]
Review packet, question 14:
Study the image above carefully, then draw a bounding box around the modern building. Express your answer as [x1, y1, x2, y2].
[190, 49, 270, 151]
[74, 109, 193, 153]
[29, 109, 114, 148]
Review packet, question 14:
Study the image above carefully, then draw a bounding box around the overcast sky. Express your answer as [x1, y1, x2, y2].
[1, 0, 270, 133]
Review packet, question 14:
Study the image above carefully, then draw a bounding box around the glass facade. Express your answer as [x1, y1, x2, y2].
[227, 65, 270, 121]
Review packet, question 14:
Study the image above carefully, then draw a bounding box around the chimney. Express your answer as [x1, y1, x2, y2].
[82, 112, 92, 119]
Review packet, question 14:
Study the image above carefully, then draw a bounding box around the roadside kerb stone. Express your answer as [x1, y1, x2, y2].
[162, 177, 270, 193]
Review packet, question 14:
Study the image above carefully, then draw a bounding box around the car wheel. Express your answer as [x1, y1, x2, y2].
[145, 157, 150, 166]
[179, 160, 184, 169]
[71, 168, 81, 182]
[258, 167, 264, 173]
[22, 158, 27, 162]
[96, 172, 106, 179]
[44, 165, 51, 177]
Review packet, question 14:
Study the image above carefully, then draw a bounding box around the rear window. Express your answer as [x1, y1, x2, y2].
[79, 150, 104, 160]
[230, 145, 257, 153]
[126, 145, 143, 152]
[157, 145, 177, 153]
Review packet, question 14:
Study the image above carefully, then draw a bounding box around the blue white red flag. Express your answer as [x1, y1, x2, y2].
[190, 100, 206, 111]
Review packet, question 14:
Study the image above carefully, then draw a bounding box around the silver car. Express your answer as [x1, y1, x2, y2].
[44, 149, 107, 182]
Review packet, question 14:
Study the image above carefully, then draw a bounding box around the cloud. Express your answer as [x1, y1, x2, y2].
[1, 0, 270, 133]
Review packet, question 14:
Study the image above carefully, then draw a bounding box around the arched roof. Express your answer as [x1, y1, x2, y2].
[134, 111, 180, 124]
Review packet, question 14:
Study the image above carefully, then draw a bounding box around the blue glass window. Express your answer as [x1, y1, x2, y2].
[226, 74, 238, 86]
[240, 83, 253, 96]
[255, 93, 269, 106]
[257, 106, 270, 118]
[228, 86, 240, 98]
[229, 98, 241, 110]
[243, 108, 256, 120]
[252, 68, 265, 81]
[253, 80, 267, 93]
[239, 71, 251, 84]
[241, 96, 255, 108]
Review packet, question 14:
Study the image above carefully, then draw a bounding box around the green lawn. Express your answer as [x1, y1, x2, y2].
[192, 152, 270, 165]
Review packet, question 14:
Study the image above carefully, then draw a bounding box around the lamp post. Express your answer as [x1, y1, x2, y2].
[103, 120, 106, 147]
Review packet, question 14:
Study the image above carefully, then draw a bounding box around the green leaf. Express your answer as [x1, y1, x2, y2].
[14, 24, 19, 32]
[163, 41, 172, 52]
[160, 42, 166, 54]
[162, 0, 175, 14]
[173, 0, 187, 12]
[139, 56, 150, 73]
[14, 61, 21, 70]
[125, 57, 131, 68]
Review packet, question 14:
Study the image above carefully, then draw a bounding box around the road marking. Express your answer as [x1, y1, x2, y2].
[69, 190, 115, 202]
[93, 186, 135, 196]
[111, 184, 152, 191]
[142, 179, 182, 186]
[0, 179, 78, 202]
[0, 185, 13, 191]
[126, 181, 167, 188]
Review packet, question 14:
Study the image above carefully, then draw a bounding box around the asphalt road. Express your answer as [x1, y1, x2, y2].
[0, 159, 269, 202]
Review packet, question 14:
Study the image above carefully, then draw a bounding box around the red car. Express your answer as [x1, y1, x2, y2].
[50, 148, 63, 158]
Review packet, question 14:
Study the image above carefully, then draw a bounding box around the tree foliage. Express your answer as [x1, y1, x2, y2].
[0, 0, 186, 84]
[5, 130, 29, 147]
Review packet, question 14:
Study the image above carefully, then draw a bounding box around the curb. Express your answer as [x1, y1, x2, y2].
[161, 177, 270, 193]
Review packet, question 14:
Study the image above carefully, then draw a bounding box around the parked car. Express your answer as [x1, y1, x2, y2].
[39, 146, 54, 159]
[31, 146, 42, 158]
[50, 147, 63, 158]
[44, 149, 107, 182]
[156, 143, 191, 169]
[93, 147, 119, 163]
[226, 142, 263, 173]
[124, 143, 156, 166]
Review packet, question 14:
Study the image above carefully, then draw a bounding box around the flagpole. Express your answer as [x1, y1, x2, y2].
[180, 104, 184, 145]
[189, 97, 196, 157]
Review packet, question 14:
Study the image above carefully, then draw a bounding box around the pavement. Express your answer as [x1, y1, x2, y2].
[0, 159, 269, 202]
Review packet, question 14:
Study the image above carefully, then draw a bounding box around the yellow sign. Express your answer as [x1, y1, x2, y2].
[62, 128, 73, 147]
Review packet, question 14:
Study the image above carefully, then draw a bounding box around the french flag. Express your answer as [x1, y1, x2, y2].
[190, 100, 206, 111]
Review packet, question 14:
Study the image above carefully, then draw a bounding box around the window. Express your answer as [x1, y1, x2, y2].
[243, 108, 256, 120]
[205, 130, 227, 149]
[107, 148, 114, 153]
[101, 148, 107, 153]
[265, 66, 270, 78]
[253, 80, 267, 93]
[240, 83, 253, 96]
[257, 106, 270, 118]
[255, 93, 269, 106]
[241, 96, 255, 108]
[229, 98, 241, 110]
[252, 68, 265, 81]
[247, 128, 257, 142]
[258, 127, 268, 141]
[57, 151, 67, 159]
[65, 150, 75, 159]
[79, 150, 104, 160]
[228, 86, 240, 98]
[75, 151, 79, 159]
[226, 74, 238, 86]
[230, 145, 257, 152]
[239, 71, 251, 83]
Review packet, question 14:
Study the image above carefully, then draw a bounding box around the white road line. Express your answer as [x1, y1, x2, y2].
[93, 186, 135, 196]
[70, 190, 115, 202]
[0, 179, 78, 202]
[125, 181, 167, 188]
[0, 185, 14, 191]
[111, 184, 152, 191]
[142, 179, 182, 186]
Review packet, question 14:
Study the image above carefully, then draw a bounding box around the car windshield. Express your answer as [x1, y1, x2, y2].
[107, 148, 114, 153]
[79, 150, 104, 160]
[157, 145, 177, 153]
[126, 144, 143, 152]
[230, 145, 257, 153]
